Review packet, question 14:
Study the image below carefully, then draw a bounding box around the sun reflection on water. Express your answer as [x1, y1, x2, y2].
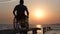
[36, 25, 43, 34]
[36, 25, 42, 28]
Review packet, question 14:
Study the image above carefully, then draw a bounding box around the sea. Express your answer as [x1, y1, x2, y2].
[0, 24, 60, 34]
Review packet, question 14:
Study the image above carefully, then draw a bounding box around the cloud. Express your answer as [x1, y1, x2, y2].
[0, 0, 17, 3]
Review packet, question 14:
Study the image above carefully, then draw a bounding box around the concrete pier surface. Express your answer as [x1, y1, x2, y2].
[0, 28, 41, 34]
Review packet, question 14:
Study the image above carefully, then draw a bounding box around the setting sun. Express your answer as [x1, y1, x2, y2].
[34, 10, 44, 18]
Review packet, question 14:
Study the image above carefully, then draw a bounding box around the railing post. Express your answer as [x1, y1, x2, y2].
[43, 27, 46, 34]
[32, 29, 37, 34]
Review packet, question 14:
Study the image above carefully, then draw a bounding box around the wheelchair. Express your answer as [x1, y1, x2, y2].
[13, 16, 29, 34]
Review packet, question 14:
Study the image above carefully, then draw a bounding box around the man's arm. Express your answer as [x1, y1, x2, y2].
[13, 6, 17, 16]
[25, 7, 29, 17]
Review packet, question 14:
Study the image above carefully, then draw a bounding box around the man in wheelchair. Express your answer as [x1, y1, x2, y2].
[13, 0, 29, 34]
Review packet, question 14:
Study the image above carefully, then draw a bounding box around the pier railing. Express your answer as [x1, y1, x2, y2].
[0, 28, 41, 34]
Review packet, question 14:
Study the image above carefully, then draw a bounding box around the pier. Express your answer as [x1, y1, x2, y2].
[0, 28, 41, 34]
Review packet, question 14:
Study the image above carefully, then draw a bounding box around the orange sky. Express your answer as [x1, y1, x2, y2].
[0, 0, 60, 24]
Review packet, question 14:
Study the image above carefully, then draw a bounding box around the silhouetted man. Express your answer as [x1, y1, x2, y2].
[13, 0, 29, 34]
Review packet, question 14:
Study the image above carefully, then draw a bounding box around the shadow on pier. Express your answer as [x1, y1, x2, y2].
[0, 28, 41, 34]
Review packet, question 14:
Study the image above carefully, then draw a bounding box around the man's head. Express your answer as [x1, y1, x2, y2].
[19, 0, 24, 5]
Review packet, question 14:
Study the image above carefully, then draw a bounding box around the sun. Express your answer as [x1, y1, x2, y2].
[34, 10, 44, 18]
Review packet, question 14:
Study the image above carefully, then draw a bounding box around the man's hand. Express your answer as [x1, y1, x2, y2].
[27, 15, 29, 18]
